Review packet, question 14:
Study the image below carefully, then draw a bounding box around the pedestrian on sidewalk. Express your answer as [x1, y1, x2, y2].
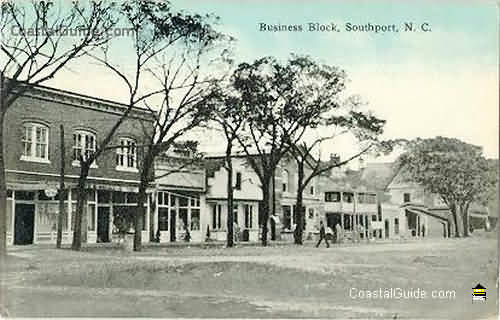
[316, 221, 330, 248]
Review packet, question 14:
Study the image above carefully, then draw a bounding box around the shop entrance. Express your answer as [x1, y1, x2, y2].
[14, 203, 35, 245]
[97, 207, 110, 243]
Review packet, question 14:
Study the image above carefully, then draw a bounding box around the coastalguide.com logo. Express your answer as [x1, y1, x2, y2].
[349, 287, 456, 300]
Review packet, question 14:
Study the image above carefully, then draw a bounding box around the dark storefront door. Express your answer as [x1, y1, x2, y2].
[326, 213, 342, 229]
[14, 203, 35, 245]
[170, 210, 176, 242]
[97, 207, 110, 243]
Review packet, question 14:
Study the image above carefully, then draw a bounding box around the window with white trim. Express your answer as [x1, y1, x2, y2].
[282, 169, 289, 192]
[72, 130, 96, 164]
[116, 137, 137, 170]
[21, 122, 49, 162]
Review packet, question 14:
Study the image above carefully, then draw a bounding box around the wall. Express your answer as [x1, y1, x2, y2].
[5, 91, 151, 184]
[206, 157, 262, 201]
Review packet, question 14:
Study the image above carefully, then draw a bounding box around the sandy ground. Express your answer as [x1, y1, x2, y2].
[1, 232, 498, 319]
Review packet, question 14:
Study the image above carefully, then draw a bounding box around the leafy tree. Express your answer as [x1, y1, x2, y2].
[0, 0, 117, 255]
[288, 102, 388, 244]
[398, 137, 497, 237]
[232, 55, 342, 246]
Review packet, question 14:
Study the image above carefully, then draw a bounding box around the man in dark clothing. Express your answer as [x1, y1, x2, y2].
[316, 221, 330, 248]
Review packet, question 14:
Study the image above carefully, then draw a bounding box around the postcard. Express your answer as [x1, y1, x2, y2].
[0, 0, 498, 319]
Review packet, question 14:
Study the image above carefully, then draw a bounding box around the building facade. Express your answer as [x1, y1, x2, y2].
[204, 156, 261, 242]
[5, 84, 152, 245]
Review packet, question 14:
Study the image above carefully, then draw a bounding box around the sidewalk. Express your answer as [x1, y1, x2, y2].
[7, 237, 421, 252]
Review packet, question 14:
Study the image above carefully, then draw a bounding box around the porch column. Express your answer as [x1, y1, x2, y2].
[200, 194, 208, 242]
[417, 215, 421, 237]
[11, 191, 16, 245]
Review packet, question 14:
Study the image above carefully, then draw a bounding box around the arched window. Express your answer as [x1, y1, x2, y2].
[282, 169, 289, 192]
[116, 137, 137, 171]
[72, 130, 96, 165]
[21, 122, 49, 162]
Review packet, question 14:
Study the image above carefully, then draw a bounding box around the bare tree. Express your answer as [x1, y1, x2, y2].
[288, 94, 387, 244]
[91, 0, 233, 251]
[0, 0, 117, 255]
[209, 86, 246, 247]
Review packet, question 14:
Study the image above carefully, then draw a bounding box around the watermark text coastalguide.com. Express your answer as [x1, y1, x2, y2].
[349, 287, 456, 300]
[8, 26, 134, 37]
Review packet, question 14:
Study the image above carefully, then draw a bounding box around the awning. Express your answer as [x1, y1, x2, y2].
[7, 181, 62, 191]
[404, 206, 449, 222]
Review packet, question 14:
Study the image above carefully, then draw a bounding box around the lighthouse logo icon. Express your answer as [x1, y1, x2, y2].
[472, 284, 486, 302]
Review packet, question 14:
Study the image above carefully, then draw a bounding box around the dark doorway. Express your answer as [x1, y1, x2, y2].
[384, 219, 390, 239]
[170, 209, 176, 242]
[97, 207, 110, 243]
[326, 213, 342, 229]
[270, 217, 276, 240]
[14, 203, 35, 245]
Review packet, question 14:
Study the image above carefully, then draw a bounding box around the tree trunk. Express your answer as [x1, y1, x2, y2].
[56, 125, 65, 248]
[225, 141, 234, 248]
[294, 163, 305, 245]
[272, 168, 276, 217]
[260, 177, 271, 246]
[461, 203, 470, 237]
[0, 109, 7, 256]
[450, 203, 460, 237]
[71, 166, 89, 251]
[134, 180, 147, 251]
[134, 150, 154, 252]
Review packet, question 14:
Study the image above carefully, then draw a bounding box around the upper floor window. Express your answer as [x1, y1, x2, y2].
[116, 137, 137, 171]
[325, 192, 341, 202]
[342, 192, 354, 203]
[21, 122, 49, 163]
[282, 169, 289, 192]
[310, 185, 315, 195]
[235, 172, 242, 190]
[403, 193, 411, 203]
[73, 130, 97, 167]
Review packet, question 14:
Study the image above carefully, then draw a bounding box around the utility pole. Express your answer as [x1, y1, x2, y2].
[56, 124, 65, 248]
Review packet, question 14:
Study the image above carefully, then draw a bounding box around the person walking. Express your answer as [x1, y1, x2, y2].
[316, 221, 330, 248]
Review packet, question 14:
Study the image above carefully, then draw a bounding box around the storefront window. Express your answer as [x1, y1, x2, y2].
[15, 191, 35, 201]
[244, 205, 254, 228]
[282, 205, 292, 230]
[113, 191, 126, 203]
[158, 208, 169, 231]
[88, 204, 96, 231]
[191, 209, 200, 230]
[98, 190, 111, 203]
[178, 208, 188, 230]
[37, 203, 58, 232]
[6, 200, 12, 232]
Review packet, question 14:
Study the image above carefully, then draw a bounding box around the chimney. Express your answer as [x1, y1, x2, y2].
[330, 153, 340, 164]
[358, 157, 365, 170]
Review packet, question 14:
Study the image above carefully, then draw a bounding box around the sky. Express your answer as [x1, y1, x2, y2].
[43, 0, 499, 162]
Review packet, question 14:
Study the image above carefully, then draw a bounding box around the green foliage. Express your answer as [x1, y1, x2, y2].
[399, 136, 497, 207]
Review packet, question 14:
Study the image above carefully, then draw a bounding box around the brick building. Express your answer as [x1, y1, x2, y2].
[5, 84, 152, 245]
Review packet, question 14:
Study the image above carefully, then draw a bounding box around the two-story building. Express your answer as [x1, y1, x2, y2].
[5, 83, 152, 245]
[382, 165, 454, 239]
[273, 155, 323, 241]
[320, 166, 379, 241]
[204, 154, 261, 242]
